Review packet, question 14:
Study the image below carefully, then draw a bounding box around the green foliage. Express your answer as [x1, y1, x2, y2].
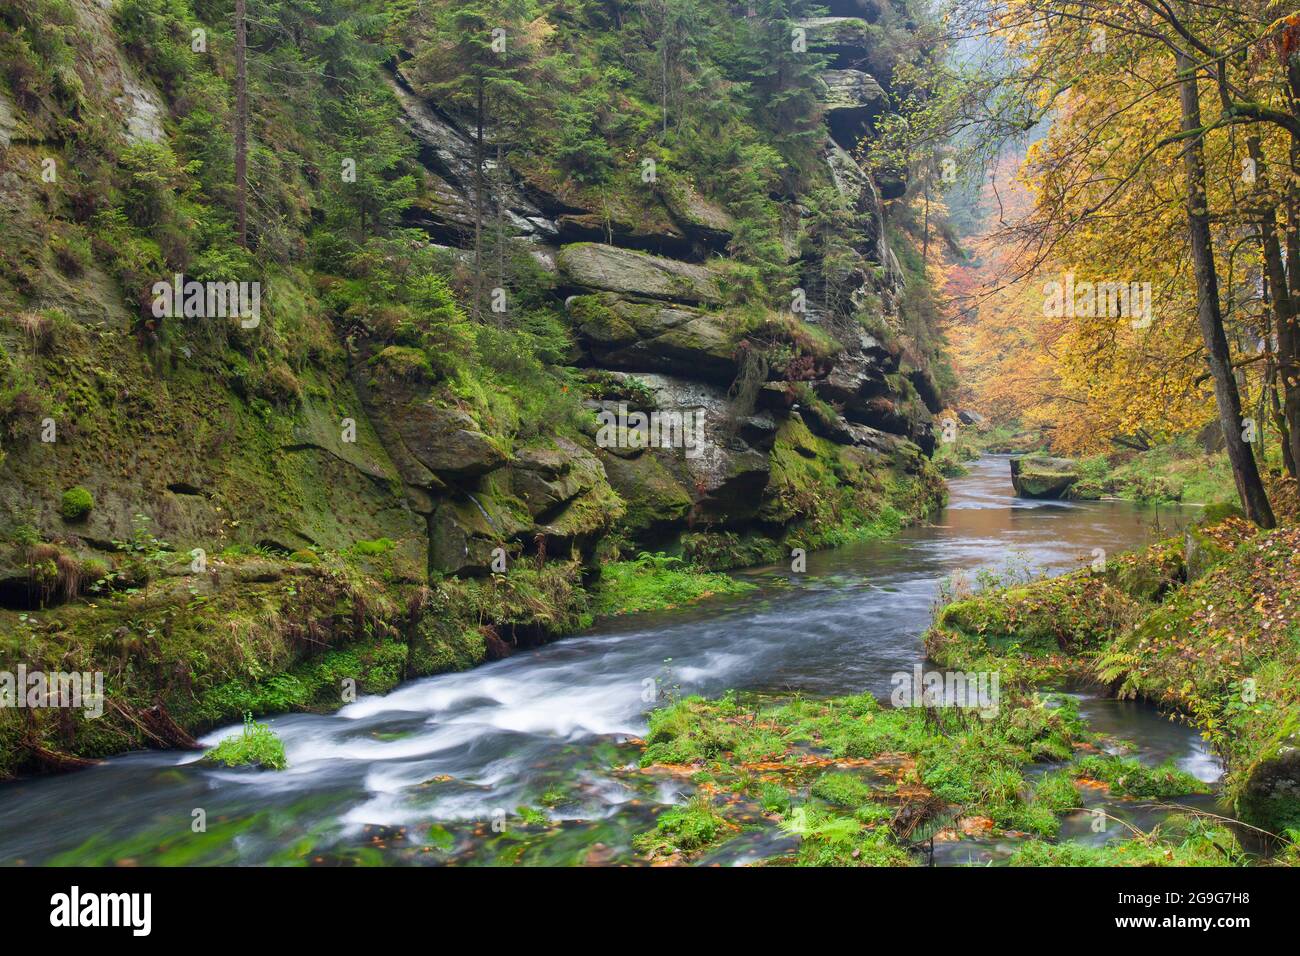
[633, 794, 727, 857]
[205, 713, 287, 770]
[1069, 439, 1237, 504]
[1073, 755, 1209, 799]
[349, 537, 395, 557]
[1030, 769, 1081, 812]
[591, 554, 755, 617]
[810, 771, 875, 809]
[1010, 814, 1247, 867]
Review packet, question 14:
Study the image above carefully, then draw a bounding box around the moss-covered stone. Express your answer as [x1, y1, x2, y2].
[1009, 455, 1080, 499]
[59, 486, 94, 520]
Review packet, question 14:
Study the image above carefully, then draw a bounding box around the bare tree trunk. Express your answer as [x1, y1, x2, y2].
[473, 73, 484, 319]
[1270, 355, 1298, 476]
[1282, 135, 1300, 477]
[1248, 137, 1298, 478]
[496, 139, 506, 326]
[234, 0, 248, 248]
[1177, 52, 1275, 526]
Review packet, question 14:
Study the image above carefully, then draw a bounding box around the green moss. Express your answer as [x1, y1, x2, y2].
[58, 485, 94, 520]
[927, 519, 1299, 833]
[591, 552, 755, 617]
[368, 345, 436, 383]
[1010, 815, 1247, 867]
[810, 771, 875, 808]
[349, 537, 395, 557]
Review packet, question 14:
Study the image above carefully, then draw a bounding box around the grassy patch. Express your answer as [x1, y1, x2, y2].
[1010, 815, 1247, 867]
[1069, 438, 1236, 504]
[927, 513, 1300, 834]
[633, 688, 1108, 864]
[632, 794, 729, 858]
[1073, 755, 1209, 798]
[204, 714, 287, 770]
[591, 552, 755, 617]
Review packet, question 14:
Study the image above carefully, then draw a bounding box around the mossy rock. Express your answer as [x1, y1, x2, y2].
[1236, 735, 1300, 833]
[1184, 524, 1232, 582]
[59, 486, 94, 520]
[556, 243, 723, 305]
[598, 446, 693, 535]
[1009, 456, 1079, 499]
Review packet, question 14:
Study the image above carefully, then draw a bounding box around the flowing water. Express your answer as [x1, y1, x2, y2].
[0, 457, 1221, 866]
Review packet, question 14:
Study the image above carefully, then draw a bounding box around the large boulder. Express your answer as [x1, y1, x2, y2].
[566, 293, 737, 383]
[556, 243, 723, 305]
[587, 372, 775, 527]
[388, 72, 556, 242]
[658, 181, 735, 250]
[360, 349, 507, 484]
[512, 437, 624, 547]
[810, 333, 896, 426]
[1009, 456, 1079, 499]
[428, 491, 528, 576]
[798, 16, 873, 51]
[817, 69, 885, 147]
[817, 69, 886, 113]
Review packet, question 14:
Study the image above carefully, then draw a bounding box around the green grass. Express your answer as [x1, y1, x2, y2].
[204, 713, 287, 770]
[591, 552, 755, 617]
[1073, 755, 1210, 798]
[1010, 815, 1247, 866]
[1071, 438, 1236, 504]
[632, 795, 728, 857]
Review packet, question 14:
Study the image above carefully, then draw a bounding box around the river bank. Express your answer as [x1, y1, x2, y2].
[0, 452, 941, 781]
[927, 510, 1300, 841]
[0, 457, 1229, 866]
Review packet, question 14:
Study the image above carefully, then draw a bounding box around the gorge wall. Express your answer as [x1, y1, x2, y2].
[0, 0, 948, 774]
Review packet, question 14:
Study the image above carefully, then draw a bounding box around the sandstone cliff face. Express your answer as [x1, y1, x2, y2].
[0, 0, 948, 773]
[367, 7, 945, 576]
[0, 0, 944, 599]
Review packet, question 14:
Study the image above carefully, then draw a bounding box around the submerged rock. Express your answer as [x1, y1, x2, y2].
[1009, 456, 1080, 499]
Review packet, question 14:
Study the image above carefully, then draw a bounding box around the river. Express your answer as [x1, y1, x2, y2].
[0, 456, 1221, 866]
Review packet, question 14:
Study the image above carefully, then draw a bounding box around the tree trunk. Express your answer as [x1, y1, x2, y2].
[496, 139, 506, 326]
[1177, 51, 1275, 526]
[1270, 357, 1298, 476]
[1281, 60, 1300, 478]
[1251, 139, 1298, 479]
[234, 0, 248, 248]
[473, 73, 484, 319]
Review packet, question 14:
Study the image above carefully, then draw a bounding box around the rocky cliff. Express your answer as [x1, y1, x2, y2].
[0, 0, 947, 774]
